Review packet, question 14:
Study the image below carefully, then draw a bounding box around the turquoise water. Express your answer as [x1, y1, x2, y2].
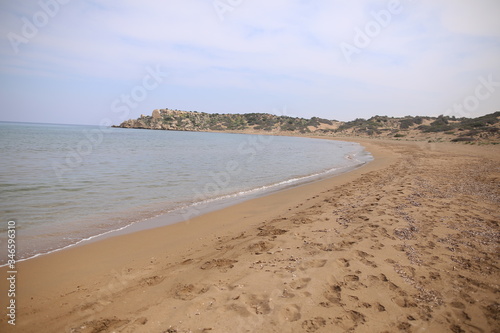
[0, 122, 372, 263]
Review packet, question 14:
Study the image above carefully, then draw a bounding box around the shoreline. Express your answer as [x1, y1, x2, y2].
[1, 138, 499, 332]
[0, 137, 371, 266]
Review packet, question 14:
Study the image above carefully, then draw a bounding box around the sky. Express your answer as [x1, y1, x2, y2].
[0, 0, 499, 125]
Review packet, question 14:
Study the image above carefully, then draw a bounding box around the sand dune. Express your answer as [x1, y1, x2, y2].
[1, 139, 499, 332]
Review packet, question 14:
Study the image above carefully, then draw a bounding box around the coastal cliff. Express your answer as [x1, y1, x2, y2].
[115, 109, 500, 143]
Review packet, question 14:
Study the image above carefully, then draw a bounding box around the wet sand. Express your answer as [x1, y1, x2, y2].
[1, 139, 499, 332]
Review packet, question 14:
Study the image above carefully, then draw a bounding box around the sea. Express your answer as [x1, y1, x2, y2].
[0, 122, 372, 264]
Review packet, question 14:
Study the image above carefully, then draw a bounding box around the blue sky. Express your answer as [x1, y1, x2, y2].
[1, 0, 499, 125]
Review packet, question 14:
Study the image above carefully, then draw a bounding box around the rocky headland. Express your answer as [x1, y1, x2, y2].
[115, 109, 500, 144]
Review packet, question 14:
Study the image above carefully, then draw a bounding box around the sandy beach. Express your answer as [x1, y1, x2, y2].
[1, 138, 499, 333]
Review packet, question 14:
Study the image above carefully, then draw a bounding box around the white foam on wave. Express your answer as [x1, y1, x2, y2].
[0, 147, 372, 266]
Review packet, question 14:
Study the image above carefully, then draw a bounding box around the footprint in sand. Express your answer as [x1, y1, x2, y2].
[281, 288, 296, 298]
[289, 277, 311, 290]
[397, 321, 412, 332]
[200, 258, 237, 272]
[343, 274, 366, 290]
[391, 296, 417, 308]
[331, 310, 367, 331]
[348, 310, 366, 325]
[140, 275, 165, 287]
[244, 294, 272, 315]
[298, 259, 327, 270]
[367, 273, 406, 296]
[450, 301, 465, 309]
[225, 303, 253, 317]
[291, 216, 314, 225]
[134, 317, 148, 325]
[301, 317, 326, 332]
[171, 283, 209, 301]
[278, 304, 302, 322]
[257, 226, 288, 237]
[337, 258, 350, 267]
[355, 250, 378, 268]
[370, 240, 385, 250]
[71, 317, 130, 333]
[333, 240, 356, 251]
[322, 283, 342, 307]
[248, 241, 274, 254]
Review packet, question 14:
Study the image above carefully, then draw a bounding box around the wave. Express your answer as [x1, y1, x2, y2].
[0, 149, 372, 267]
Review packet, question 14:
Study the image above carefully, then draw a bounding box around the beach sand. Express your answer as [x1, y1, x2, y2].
[1, 139, 499, 332]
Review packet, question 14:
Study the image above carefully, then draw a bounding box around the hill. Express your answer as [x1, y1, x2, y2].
[115, 109, 500, 143]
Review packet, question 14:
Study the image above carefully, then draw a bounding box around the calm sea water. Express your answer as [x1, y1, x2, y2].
[0, 122, 372, 263]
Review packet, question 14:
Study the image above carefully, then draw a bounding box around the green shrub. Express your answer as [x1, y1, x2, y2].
[451, 137, 474, 142]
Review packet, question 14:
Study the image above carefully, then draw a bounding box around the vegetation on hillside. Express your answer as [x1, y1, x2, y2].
[115, 109, 500, 143]
[118, 109, 338, 134]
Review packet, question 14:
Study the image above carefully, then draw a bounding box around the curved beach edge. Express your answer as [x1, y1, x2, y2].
[1, 138, 499, 332]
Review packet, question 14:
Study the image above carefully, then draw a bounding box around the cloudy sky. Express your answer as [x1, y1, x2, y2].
[0, 0, 499, 125]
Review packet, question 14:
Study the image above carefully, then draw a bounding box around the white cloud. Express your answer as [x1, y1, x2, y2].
[439, 0, 500, 37]
[0, 0, 499, 123]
